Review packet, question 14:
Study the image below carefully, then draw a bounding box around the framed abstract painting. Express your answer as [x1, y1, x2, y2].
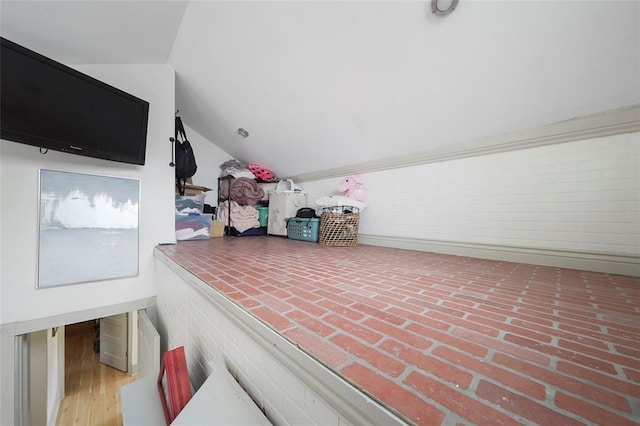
[38, 169, 140, 288]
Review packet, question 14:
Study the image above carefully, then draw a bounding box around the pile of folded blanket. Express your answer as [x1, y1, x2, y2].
[219, 160, 278, 183]
[217, 200, 260, 233]
[218, 177, 264, 205]
[219, 159, 256, 179]
[217, 160, 273, 234]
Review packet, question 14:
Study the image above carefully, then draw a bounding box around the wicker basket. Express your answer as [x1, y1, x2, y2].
[319, 212, 360, 246]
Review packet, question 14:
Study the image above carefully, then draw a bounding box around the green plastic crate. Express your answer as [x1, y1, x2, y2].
[286, 218, 319, 242]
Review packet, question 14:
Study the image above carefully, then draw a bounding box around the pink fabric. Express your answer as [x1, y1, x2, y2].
[218, 200, 260, 232]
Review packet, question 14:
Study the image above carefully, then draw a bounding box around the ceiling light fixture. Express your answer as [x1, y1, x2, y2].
[237, 128, 249, 138]
[431, 0, 458, 16]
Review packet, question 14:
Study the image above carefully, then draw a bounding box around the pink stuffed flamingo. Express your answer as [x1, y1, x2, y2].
[338, 175, 364, 201]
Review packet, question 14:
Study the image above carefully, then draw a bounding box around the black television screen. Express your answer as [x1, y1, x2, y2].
[0, 37, 149, 165]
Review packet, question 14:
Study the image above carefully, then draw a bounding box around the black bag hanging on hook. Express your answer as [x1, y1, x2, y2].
[174, 115, 197, 195]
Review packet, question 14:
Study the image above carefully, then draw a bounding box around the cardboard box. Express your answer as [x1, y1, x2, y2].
[210, 220, 225, 238]
[182, 184, 212, 195]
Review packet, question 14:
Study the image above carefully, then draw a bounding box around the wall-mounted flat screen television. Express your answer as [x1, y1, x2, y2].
[0, 37, 149, 165]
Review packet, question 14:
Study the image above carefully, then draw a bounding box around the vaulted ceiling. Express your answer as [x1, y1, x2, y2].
[2, 1, 639, 177]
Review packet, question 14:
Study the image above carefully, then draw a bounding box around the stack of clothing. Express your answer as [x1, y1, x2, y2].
[175, 194, 211, 241]
[219, 160, 278, 183]
[219, 177, 264, 205]
[218, 200, 260, 233]
[219, 159, 256, 179]
[218, 160, 272, 235]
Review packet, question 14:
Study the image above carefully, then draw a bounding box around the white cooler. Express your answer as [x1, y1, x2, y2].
[267, 192, 306, 236]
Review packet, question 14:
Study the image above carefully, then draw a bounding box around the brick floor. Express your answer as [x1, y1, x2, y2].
[157, 237, 640, 425]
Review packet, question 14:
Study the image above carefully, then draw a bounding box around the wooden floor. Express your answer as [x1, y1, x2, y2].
[56, 321, 136, 426]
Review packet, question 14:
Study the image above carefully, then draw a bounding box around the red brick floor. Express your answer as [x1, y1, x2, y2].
[157, 237, 640, 425]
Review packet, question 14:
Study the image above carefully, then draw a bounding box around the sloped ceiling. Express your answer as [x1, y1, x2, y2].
[171, 1, 639, 177]
[0, 1, 188, 64]
[1, 1, 639, 177]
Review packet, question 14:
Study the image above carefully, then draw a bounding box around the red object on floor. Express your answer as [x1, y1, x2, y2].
[157, 346, 192, 425]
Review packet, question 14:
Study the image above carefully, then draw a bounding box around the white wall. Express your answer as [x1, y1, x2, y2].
[0, 63, 176, 425]
[0, 64, 175, 324]
[300, 133, 640, 273]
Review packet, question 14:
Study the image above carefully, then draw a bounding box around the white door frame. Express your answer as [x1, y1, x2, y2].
[1, 297, 155, 425]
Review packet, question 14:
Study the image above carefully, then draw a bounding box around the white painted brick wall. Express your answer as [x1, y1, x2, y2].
[302, 133, 640, 256]
[153, 257, 369, 426]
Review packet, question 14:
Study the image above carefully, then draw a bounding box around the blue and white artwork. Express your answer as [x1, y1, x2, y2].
[38, 170, 140, 288]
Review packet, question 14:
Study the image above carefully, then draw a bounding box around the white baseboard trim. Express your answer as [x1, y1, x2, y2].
[358, 234, 640, 277]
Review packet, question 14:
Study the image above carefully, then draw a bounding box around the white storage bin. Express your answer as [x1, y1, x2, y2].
[267, 192, 306, 236]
